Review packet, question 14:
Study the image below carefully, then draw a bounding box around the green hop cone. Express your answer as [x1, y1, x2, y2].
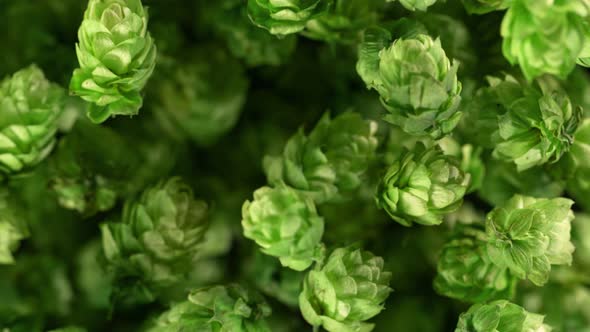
[148, 285, 271, 332]
[247, 0, 333, 36]
[465, 75, 581, 171]
[389, 0, 439, 12]
[434, 225, 517, 303]
[455, 300, 551, 332]
[461, 0, 509, 14]
[303, 0, 383, 44]
[299, 247, 392, 332]
[241, 185, 325, 271]
[264, 112, 378, 204]
[0, 65, 64, 178]
[501, 0, 590, 80]
[70, 0, 157, 123]
[152, 45, 249, 146]
[485, 195, 575, 286]
[0, 190, 29, 264]
[376, 144, 470, 227]
[357, 32, 462, 138]
[100, 177, 209, 302]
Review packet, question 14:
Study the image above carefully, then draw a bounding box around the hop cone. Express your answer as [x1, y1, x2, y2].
[376, 144, 470, 227]
[466, 75, 581, 171]
[357, 33, 462, 138]
[100, 177, 209, 302]
[390, 0, 438, 12]
[153, 46, 248, 146]
[148, 285, 271, 332]
[299, 247, 392, 332]
[501, 0, 590, 80]
[0, 65, 64, 178]
[461, 0, 509, 14]
[241, 185, 324, 271]
[247, 0, 332, 35]
[264, 112, 378, 204]
[434, 225, 517, 303]
[70, 0, 157, 123]
[0, 189, 29, 264]
[49, 119, 140, 216]
[485, 195, 575, 286]
[455, 300, 550, 332]
[303, 0, 382, 44]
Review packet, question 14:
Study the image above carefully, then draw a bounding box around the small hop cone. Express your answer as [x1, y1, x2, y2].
[461, 0, 509, 14]
[392, 0, 438, 12]
[299, 247, 392, 332]
[0, 189, 29, 264]
[501, 0, 590, 80]
[455, 300, 551, 332]
[376, 144, 470, 226]
[70, 0, 157, 123]
[434, 225, 517, 303]
[241, 185, 325, 271]
[357, 33, 462, 138]
[148, 285, 272, 332]
[101, 177, 209, 301]
[264, 112, 378, 204]
[0, 65, 64, 177]
[485, 194, 575, 286]
[247, 0, 333, 36]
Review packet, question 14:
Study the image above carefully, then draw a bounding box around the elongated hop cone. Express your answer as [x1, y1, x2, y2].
[242, 185, 324, 271]
[485, 194, 575, 286]
[0, 65, 64, 177]
[376, 144, 470, 226]
[299, 247, 392, 332]
[70, 0, 156, 123]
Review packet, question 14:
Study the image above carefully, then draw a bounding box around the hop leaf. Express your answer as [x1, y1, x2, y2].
[376, 144, 470, 227]
[0, 65, 64, 178]
[485, 195, 575, 286]
[0, 190, 29, 264]
[455, 300, 551, 332]
[434, 225, 517, 303]
[247, 0, 333, 36]
[264, 112, 378, 204]
[461, 0, 509, 14]
[464, 75, 581, 171]
[299, 247, 392, 332]
[501, 0, 590, 80]
[70, 0, 157, 123]
[100, 177, 209, 303]
[152, 45, 248, 146]
[241, 185, 325, 271]
[147, 285, 271, 332]
[357, 32, 462, 138]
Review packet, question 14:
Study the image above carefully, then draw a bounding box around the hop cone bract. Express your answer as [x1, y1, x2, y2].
[70, 0, 157, 123]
